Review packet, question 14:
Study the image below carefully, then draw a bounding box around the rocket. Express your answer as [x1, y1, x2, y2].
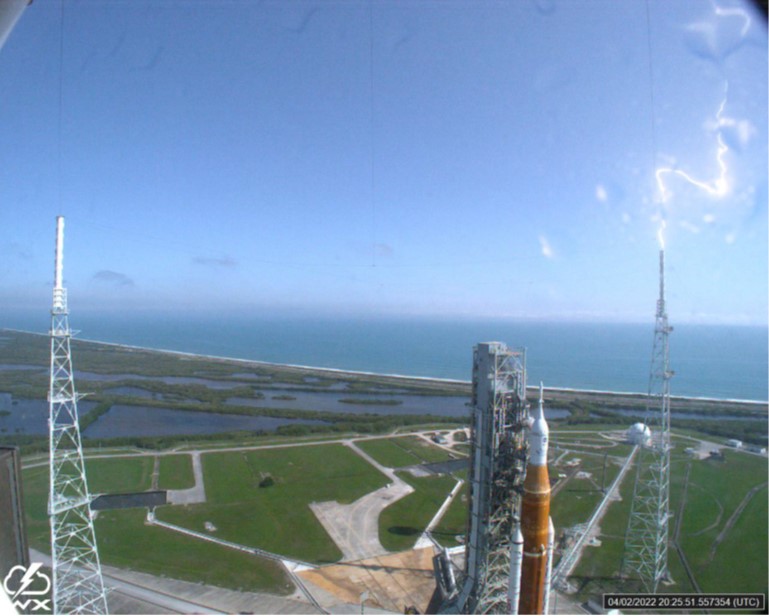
[507, 523, 524, 614]
[511, 382, 554, 615]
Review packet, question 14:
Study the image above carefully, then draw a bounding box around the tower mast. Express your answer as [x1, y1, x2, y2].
[622, 246, 673, 592]
[452, 342, 529, 614]
[48, 216, 109, 614]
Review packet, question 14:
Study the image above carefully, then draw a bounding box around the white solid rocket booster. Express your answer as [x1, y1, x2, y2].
[507, 523, 524, 614]
[542, 517, 555, 615]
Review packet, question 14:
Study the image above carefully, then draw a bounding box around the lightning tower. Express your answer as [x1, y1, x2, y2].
[622, 245, 673, 593]
[450, 342, 529, 614]
[48, 216, 109, 614]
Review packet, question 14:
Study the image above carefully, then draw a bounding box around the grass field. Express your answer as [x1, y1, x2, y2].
[21, 466, 52, 548]
[22, 456, 154, 549]
[551, 450, 625, 531]
[19, 415, 765, 601]
[22, 457, 292, 595]
[678, 451, 768, 594]
[87, 456, 154, 494]
[357, 435, 456, 468]
[94, 509, 293, 594]
[155, 444, 389, 563]
[157, 454, 195, 490]
[431, 480, 468, 547]
[569, 448, 768, 601]
[378, 471, 457, 552]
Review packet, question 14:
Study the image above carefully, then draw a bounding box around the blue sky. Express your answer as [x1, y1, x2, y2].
[1, 0, 766, 324]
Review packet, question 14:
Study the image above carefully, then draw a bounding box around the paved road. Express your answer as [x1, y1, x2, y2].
[309, 441, 415, 562]
[166, 451, 206, 505]
[21, 430, 442, 470]
[29, 548, 226, 614]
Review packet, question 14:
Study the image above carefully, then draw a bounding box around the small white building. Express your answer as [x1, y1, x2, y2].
[627, 423, 652, 446]
[725, 439, 743, 448]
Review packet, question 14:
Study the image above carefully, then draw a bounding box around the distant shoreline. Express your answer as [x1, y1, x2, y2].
[3, 327, 767, 408]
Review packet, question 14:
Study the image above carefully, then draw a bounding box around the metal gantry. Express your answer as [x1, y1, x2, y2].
[452, 342, 529, 614]
[622, 248, 673, 593]
[48, 217, 109, 614]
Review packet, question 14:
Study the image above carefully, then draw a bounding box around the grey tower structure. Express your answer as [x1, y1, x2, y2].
[48, 217, 108, 614]
[453, 342, 529, 614]
[622, 247, 673, 593]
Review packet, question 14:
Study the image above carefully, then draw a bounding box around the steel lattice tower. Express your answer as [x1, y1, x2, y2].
[452, 342, 529, 614]
[48, 217, 109, 614]
[622, 247, 673, 593]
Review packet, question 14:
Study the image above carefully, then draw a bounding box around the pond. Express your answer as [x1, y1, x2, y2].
[82, 404, 328, 438]
[225, 389, 472, 416]
[0, 394, 99, 435]
[74, 371, 256, 389]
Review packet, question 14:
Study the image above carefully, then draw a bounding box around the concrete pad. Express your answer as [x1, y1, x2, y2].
[166, 452, 206, 505]
[309, 441, 416, 562]
[298, 547, 438, 614]
[310, 480, 414, 562]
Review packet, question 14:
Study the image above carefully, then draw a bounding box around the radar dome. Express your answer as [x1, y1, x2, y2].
[627, 422, 652, 446]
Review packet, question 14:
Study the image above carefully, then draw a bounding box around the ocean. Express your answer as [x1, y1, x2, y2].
[2, 312, 767, 401]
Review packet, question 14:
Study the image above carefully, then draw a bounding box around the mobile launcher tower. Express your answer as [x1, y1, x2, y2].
[440, 342, 551, 614]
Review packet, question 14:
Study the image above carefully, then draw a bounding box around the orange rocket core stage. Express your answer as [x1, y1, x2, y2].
[518, 463, 551, 614]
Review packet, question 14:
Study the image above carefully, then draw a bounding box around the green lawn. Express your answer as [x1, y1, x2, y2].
[396, 435, 457, 463]
[86, 456, 154, 494]
[21, 456, 154, 549]
[356, 438, 424, 468]
[379, 471, 457, 552]
[357, 435, 456, 468]
[569, 448, 768, 602]
[95, 509, 292, 594]
[156, 444, 389, 564]
[431, 480, 468, 547]
[551, 451, 624, 531]
[21, 466, 50, 549]
[22, 461, 291, 594]
[679, 451, 768, 594]
[158, 454, 195, 490]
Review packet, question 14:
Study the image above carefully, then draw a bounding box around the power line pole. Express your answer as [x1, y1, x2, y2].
[48, 216, 109, 614]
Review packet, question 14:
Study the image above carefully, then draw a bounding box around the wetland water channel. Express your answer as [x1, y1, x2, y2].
[0, 364, 761, 439]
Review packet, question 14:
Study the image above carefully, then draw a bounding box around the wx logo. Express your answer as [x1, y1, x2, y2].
[3, 563, 51, 612]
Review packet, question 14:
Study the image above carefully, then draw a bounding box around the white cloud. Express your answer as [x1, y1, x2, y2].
[595, 184, 608, 202]
[680, 221, 701, 234]
[538, 235, 555, 259]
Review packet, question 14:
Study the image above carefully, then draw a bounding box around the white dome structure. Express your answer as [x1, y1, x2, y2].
[627, 422, 652, 446]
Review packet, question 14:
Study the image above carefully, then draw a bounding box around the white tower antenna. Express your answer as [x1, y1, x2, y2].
[48, 216, 109, 614]
[622, 246, 673, 592]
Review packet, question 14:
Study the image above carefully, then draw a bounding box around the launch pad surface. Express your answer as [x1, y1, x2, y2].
[298, 546, 438, 614]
